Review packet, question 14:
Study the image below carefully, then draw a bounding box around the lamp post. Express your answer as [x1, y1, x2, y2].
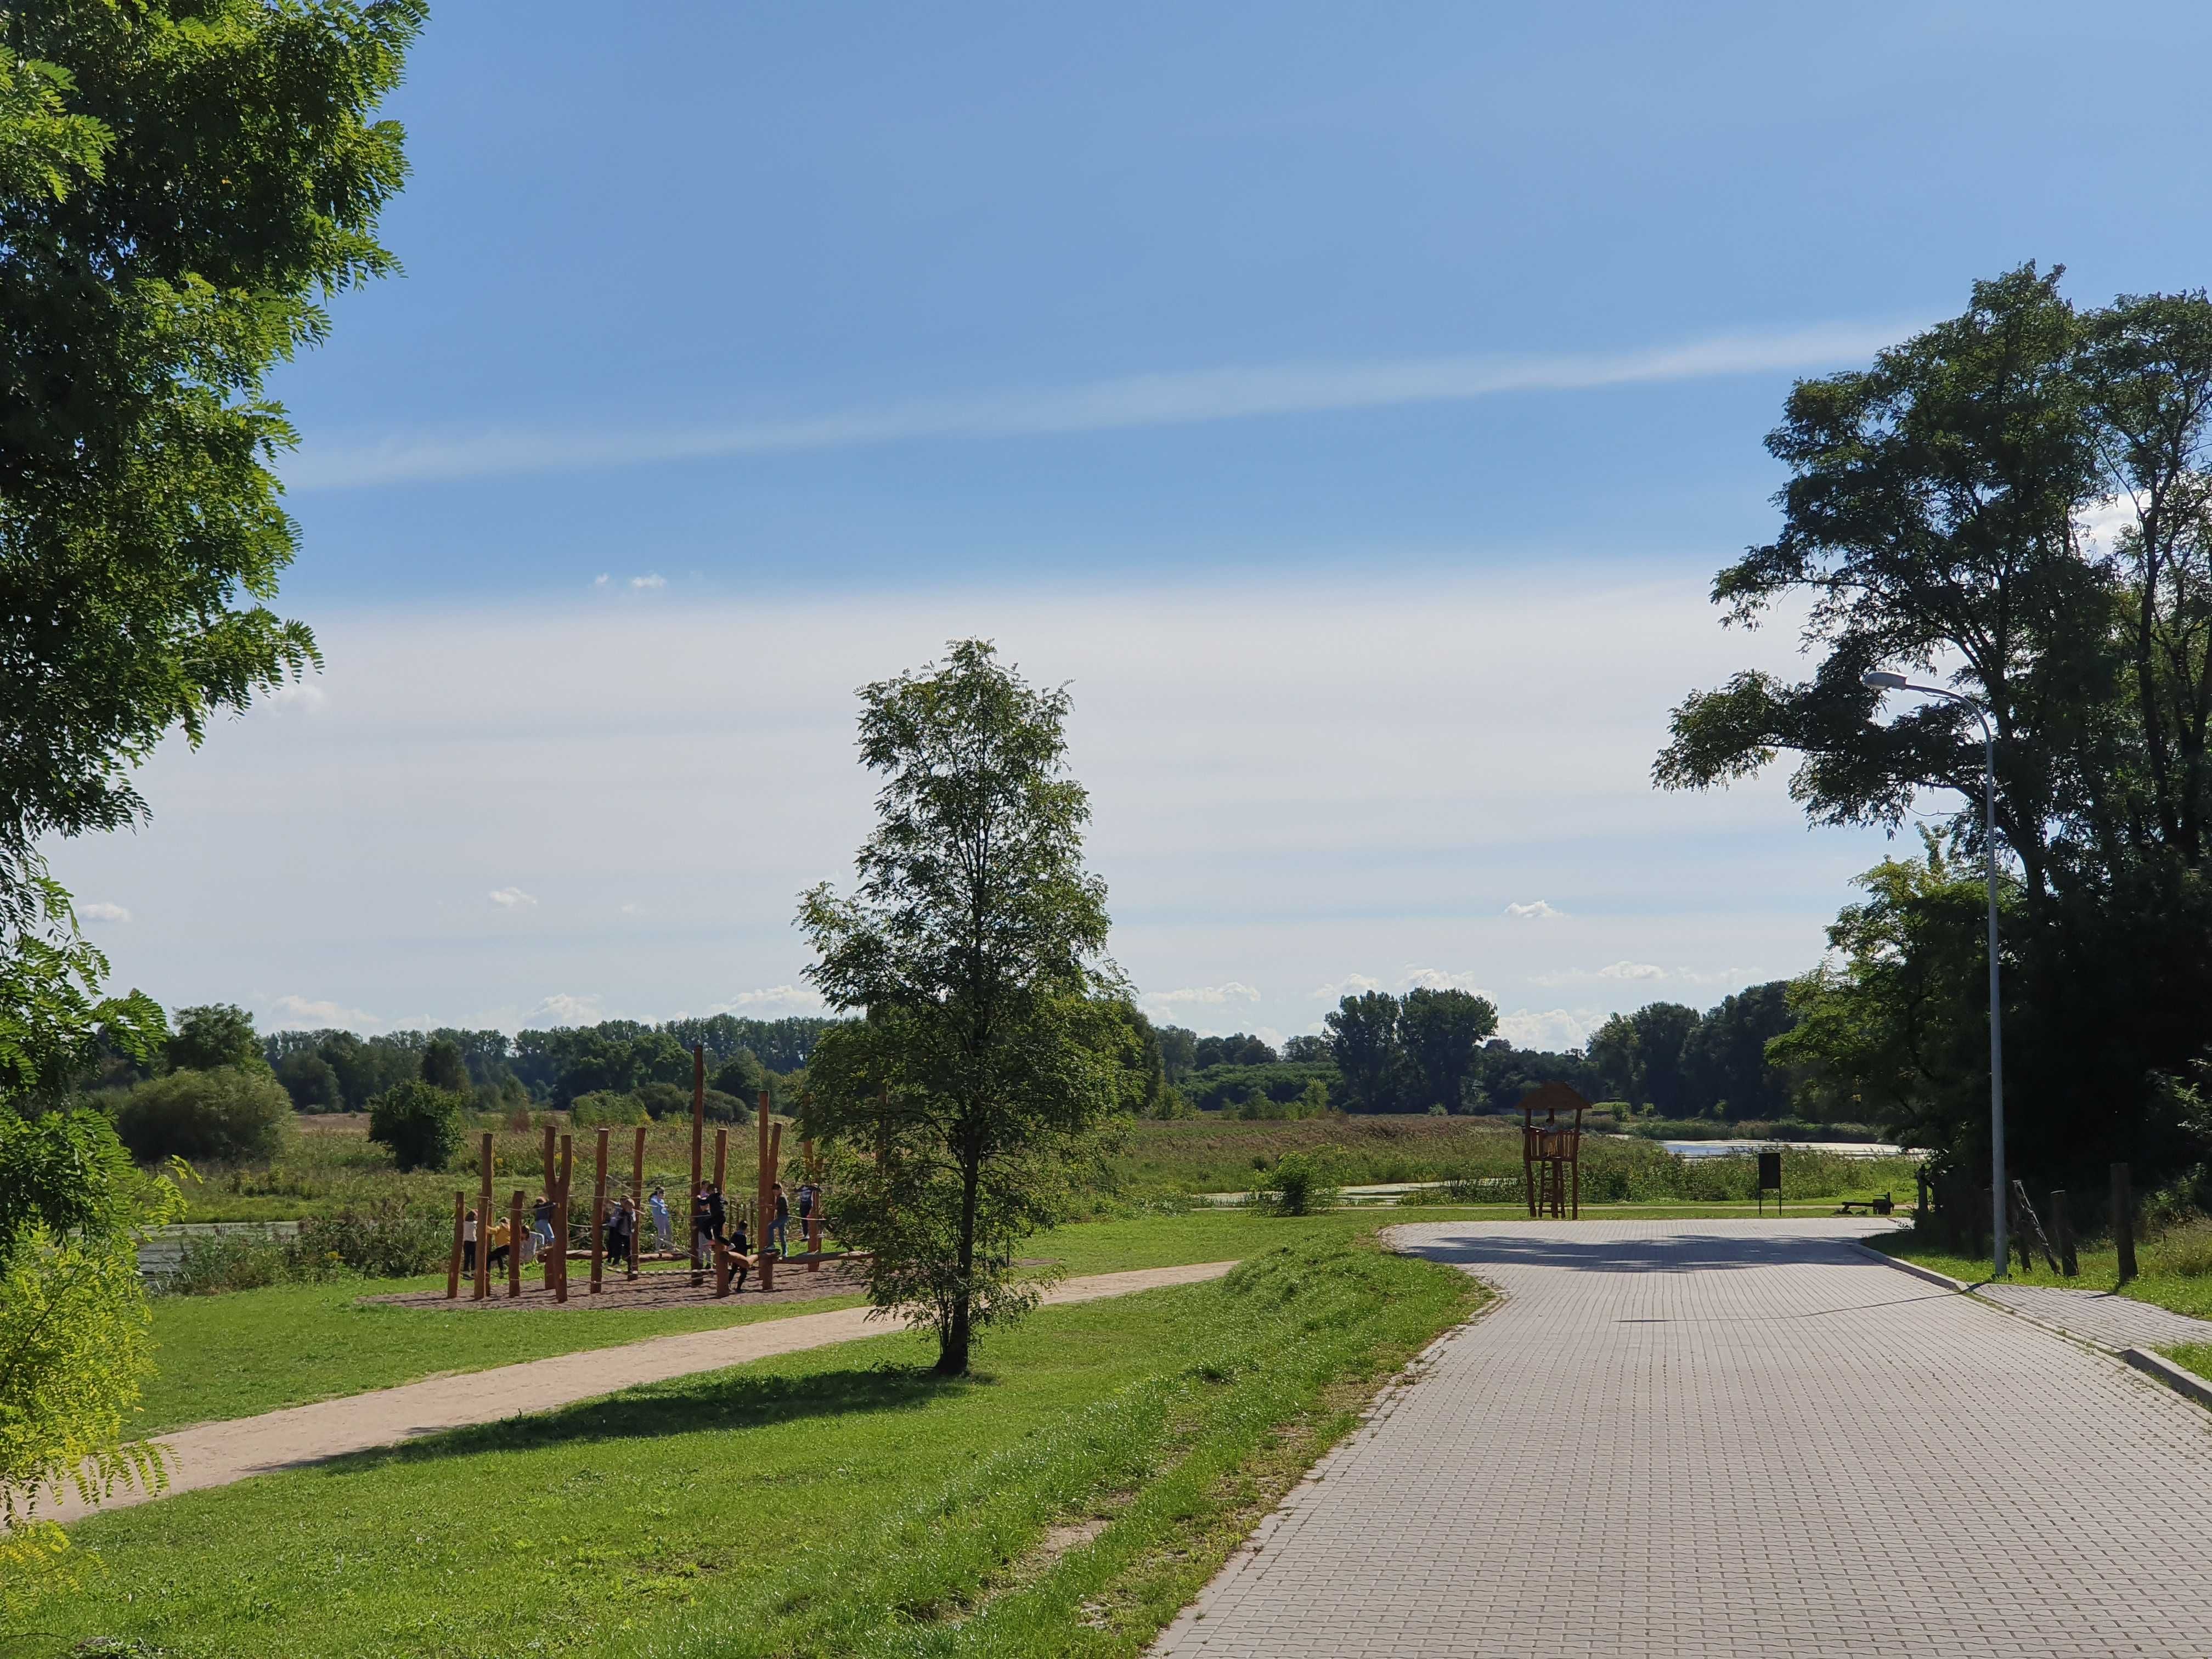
[1863, 670, 2006, 1279]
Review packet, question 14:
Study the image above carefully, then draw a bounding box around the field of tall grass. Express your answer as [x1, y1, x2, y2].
[174, 1110, 1919, 1223]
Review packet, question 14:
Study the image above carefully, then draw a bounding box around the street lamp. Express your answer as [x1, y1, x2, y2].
[1862, 669, 2007, 1279]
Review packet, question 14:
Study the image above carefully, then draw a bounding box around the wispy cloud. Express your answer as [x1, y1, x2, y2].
[287, 319, 1914, 490]
[1504, 900, 1565, 920]
[1308, 973, 1386, 1001]
[629, 574, 666, 590]
[1497, 1007, 1599, 1050]
[712, 984, 828, 1015]
[1599, 961, 1667, 981]
[488, 886, 538, 910]
[78, 900, 131, 923]
[531, 992, 605, 1026]
[1142, 981, 1262, 1007]
[268, 993, 383, 1031]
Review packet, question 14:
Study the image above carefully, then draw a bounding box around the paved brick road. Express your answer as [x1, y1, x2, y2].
[1154, 1219, 2212, 1658]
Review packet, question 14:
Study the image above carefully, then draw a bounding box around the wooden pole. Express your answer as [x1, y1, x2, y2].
[630, 1124, 647, 1279]
[769, 1119, 784, 1254]
[690, 1043, 705, 1287]
[556, 1133, 573, 1304]
[475, 1133, 494, 1301]
[803, 1136, 820, 1271]
[2050, 1188, 2078, 1277]
[590, 1127, 610, 1294]
[541, 1120, 556, 1199]
[447, 1189, 464, 1299]
[2112, 1163, 2137, 1282]
[507, 1189, 523, 1297]
[758, 1091, 775, 1293]
[713, 1127, 728, 1198]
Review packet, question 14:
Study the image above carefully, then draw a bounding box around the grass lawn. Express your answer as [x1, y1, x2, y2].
[141, 1203, 1900, 1434]
[26, 1234, 1479, 1659]
[1869, 1227, 2212, 1321]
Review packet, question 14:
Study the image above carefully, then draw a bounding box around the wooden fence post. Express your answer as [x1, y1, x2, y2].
[2113, 1163, 2138, 1282]
[2049, 1188, 2078, 1277]
[475, 1133, 494, 1301]
[556, 1132, 573, 1304]
[757, 1091, 775, 1294]
[630, 1124, 647, 1279]
[447, 1189, 464, 1299]
[713, 1127, 728, 1203]
[690, 1043, 705, 1287]
[590, 1127, 610, 1294]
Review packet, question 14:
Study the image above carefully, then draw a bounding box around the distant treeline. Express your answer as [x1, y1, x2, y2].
[1148, 979, 1804, 1120]
[262, 1015, 842, 1113]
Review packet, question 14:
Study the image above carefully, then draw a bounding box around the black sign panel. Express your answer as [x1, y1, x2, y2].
[1757, 1151, 1782, 1191]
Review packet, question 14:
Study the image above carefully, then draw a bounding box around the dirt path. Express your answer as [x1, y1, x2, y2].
[56, 1260, 1237, 1525]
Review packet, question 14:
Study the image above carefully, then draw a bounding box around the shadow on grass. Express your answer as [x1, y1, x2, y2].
[317, 1362, 982, 1476]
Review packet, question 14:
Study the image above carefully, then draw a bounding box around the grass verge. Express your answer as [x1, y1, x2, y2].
[21, 1232, 1480, 1659]
[1868, 1228, 2212, 1322]
[143, 1204, 1897, 1434]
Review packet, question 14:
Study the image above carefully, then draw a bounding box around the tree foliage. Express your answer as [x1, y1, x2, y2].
[1398, 987, 1499, 1110]
[798, 641, 1129, 1375]
[165, 1002, 263, 1074]
[0, 0, 423, 932]
[1, 1107, 182, 1610]
[1656, 264, 2212, 1178]
[367, 1080, 465, 1174]
[112, 1064, 291, 1165]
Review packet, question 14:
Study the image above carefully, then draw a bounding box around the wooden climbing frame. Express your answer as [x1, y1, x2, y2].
[1521, 1082, 1588, 1220]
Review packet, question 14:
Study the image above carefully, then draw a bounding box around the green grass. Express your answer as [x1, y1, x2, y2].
[140, 1203, 1911, 1435]
[1871, 1223, 2212, 1321]
[25, 1234, 1479, 1659]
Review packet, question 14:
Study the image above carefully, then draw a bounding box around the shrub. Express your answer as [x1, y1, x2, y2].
[570, 1090, 648, 1128]
[367, 1081, 466, 1172]
[112, 1066, 292, 1164]
[1257, 1150, 1339, 1216]
[162, 1232, 332, 1295]
[299, 1203, 447, 1278]
[274, 1050, 342, 1112]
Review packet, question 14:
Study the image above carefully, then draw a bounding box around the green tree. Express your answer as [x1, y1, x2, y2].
[1628, 1003, 1703, 1118]
[1679, 981, 1798, 1120]
[1585, 1013, 1641, 1108]
[273, 1049, 341, 1112]
[1398, 987, 1498, 1112]
[1324, 990, 1401, 1111]
[1, 1107, 182, 1607]
[798, 641, 1127, 1375]
[418, 1037, 468, 1094]
[112, 1065, 291, 1164]
[0, 2, 422, 932]
[0, 885, 162, 1112]
[368, 1080, 465, 1174]
[165, 1003, 263, 1074]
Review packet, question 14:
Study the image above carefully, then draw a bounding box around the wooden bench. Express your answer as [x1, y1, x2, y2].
[1833, 1193, 1894, 1216]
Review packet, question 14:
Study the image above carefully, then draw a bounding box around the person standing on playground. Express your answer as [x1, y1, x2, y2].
[706, 1182, 726, 1245]
[532, 1193, 555, 1255]
[731, 1216, 751, 1290]
[691, 1183, 714, 1264]
[608, 1195, 634, 1269]
[462, 1207, 478, 1273]
[486, 1214, 510, 1273]
[648, 1184, 672, 1253]
[770, 1181, 790, 1256]
[796, 1178, 818, 1246]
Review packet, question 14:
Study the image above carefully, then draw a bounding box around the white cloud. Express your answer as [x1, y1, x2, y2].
[267, 994, 383, 1031]
[1504, 899, 1565, 920]
[488, 887, 538, 909]
[530, 992, 605, 1026]
[712, 984, 828, 1014]
[629, 574, 667, 591]
[1143, 981, 1262, 1007]
[286, 318, 1918, 490]
[1400, 967, 1492, 994]
[1252, 1025, 1287, 1050]
[1308, 974, 1385, 1000]
[1497, 1007, 1597, 1050]
[265, 682, 327, 714]
[594, 573, 610, 588]
[1598, 961, 1667, 981]
[618, 902, 642, 915]
[78, 900, 130, 923]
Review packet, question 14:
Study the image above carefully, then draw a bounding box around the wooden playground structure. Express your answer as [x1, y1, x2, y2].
[445, 1043, 857, 1303]
[1520, 1081, 1588, 1220]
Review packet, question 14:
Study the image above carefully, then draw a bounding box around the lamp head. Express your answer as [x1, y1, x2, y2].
[1861, 670, 1909, 692]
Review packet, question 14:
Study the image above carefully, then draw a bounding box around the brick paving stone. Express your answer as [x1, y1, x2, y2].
[1973, 1279, 2212, 1350]
[1152, 1218, 2212, 1659]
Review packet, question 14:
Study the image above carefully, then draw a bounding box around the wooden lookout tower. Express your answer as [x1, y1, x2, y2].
[1520, 1082, 1588, 1219]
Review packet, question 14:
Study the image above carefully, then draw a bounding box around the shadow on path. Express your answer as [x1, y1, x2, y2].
[1401, 1231, 1878, 1276]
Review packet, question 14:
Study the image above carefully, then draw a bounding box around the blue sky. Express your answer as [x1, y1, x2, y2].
[53, 2, 2212, 1045]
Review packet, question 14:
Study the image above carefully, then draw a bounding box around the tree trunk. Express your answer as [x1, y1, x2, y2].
[938, 1130, 981, 1375]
